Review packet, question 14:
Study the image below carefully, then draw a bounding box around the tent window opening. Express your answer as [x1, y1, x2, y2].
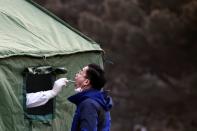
[23, 66, 67, 121]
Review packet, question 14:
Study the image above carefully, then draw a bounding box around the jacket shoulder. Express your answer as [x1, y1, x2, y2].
[79, 98, 101, 110]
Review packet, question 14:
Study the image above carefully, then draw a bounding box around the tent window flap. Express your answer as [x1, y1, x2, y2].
[23, 66, 67, 121]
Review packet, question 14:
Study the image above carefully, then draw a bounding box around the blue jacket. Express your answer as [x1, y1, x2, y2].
[68, 88, 113, 131]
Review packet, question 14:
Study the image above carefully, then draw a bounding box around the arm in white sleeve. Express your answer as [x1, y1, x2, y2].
[26, 78, 68, 108]
[26, 90, 55, 108]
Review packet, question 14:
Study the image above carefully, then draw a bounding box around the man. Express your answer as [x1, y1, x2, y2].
[26, 63, 113, 131]
[68, 64, 113, 131]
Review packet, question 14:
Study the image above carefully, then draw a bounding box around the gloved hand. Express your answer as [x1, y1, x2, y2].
[50, 78, 68, 97]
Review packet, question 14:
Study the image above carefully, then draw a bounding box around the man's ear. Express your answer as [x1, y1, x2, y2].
[84, 79, 90, 86]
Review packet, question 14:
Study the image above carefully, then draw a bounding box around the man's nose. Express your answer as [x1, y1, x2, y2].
[74, 75, 78, 80]
[75, 73, 79, 77]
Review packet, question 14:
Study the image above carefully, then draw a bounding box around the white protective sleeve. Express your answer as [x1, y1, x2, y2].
[26, 78, 68, 108]
[26, 90, 55, 108]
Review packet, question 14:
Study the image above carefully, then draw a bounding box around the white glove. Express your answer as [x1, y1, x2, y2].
[50, 78, 68, 97]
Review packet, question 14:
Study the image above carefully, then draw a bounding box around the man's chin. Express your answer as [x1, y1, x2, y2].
[74, 87, 83, 93]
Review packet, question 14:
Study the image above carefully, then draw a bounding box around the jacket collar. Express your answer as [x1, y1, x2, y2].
[67, 88, 100, 105]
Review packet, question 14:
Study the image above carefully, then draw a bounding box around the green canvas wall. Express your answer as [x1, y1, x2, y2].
[0, 0, 104, 130]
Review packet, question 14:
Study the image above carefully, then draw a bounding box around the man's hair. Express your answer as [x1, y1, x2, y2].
[86, 63, 106, 90]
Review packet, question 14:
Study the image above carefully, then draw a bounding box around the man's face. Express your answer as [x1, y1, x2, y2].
[74, 66, 89, 89]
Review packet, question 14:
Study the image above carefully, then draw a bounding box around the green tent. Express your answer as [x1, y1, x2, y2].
[0, 0, 104, 131]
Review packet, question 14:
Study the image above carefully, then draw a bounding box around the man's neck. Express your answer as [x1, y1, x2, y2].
[82, 86, 91, 91]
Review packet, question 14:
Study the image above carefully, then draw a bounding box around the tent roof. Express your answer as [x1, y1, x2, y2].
[0, 0, 103, 58]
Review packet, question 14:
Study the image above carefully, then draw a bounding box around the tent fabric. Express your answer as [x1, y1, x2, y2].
[0, 0, 105, 131]
[0, 0, 103, 58]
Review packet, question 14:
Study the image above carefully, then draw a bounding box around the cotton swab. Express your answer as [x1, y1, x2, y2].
[67, 79, 75, 83]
